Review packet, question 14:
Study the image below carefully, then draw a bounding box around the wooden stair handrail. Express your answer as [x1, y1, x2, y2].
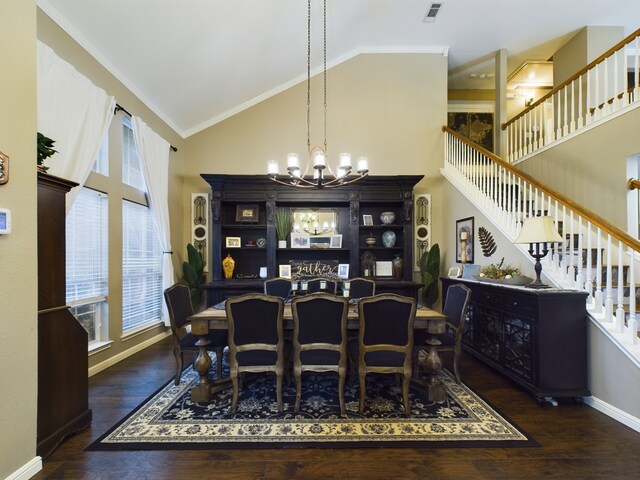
[503, 27, 640, 129]
[443, 125, 640, 252]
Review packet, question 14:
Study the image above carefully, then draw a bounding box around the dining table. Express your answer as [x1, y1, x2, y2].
[188, 301, 448, 404]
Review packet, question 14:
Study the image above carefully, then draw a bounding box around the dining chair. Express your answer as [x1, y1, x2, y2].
[225, 293, 285, 414]
[305, 277, 338, 294]
[263, 277, 292, 299]
[291, 293, 349, 414]
[355, 293, 416, 415]
[414, 283, 471, 383]
[164, 284, 227, 385]
[345, 277, 375, 299]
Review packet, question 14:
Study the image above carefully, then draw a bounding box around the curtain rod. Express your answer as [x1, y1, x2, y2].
[115, 103, 178, 152]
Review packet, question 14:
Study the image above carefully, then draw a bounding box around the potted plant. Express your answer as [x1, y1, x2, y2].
[419, 243, 440, 308]
[37, 132, 57, 173]
[181, 243, 205, 309]
[275, 208, 292, 248]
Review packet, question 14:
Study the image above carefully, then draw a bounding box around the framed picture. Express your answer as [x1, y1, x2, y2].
[362, 214, 373, 226]
[456, 217, 474, 264]
[278, 264, 292, 279]
[330, 234, 343, 248]
[375, 261, 393, 277]
[338, 263, 350, 279]
[225, 236, 241, 248]
[290, 232, 311, 248]
[448, 267, 461, 278]
[236, 204, 259, 223]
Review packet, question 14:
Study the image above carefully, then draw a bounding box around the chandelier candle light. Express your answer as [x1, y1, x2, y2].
[267, 0, 369, 188]
[513, 216, 563, 288]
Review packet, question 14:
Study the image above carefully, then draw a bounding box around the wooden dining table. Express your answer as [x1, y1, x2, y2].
[188, 302, 448, 404]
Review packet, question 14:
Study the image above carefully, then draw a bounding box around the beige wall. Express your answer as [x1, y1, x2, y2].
[0, 1, 39, 477]
[37, 10, 186, 370]
[184, 53, 449, 269]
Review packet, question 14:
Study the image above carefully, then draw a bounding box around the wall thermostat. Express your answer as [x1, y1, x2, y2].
[0, 208, 11, 234]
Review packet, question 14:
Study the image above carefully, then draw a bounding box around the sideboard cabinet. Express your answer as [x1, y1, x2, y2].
[441, 277, 590, 403]
[200, 174, 424, 305]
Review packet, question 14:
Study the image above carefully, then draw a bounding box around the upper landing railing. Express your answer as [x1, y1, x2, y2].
[502, 28, 640, 163]
[442, 126, 640, 362]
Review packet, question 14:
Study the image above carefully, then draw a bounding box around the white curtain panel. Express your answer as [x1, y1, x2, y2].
[131, 116, 175, 325]
[37, 42, 116, 212]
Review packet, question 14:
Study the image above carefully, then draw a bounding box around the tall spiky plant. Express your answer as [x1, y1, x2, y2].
[181, 243, 204, 308]
[420, 243, 440, 308]
[275, 208, 292, 242]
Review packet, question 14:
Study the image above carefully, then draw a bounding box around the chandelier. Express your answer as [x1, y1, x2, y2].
[267, 0, 369, 189]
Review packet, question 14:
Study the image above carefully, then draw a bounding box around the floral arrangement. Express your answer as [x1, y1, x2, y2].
[479, 257, 521, 280]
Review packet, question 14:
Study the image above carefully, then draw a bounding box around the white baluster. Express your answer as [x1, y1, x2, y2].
[594, 227, 603, 314]
[628, 249, 638, 345]
[578, 72, 584, 129]
[569, 211, 576, 287]
[576, 216, 584, 290]
[605, 234, 614, 322]
[615, 240, 625, 333]
[585, 221, 593, 301]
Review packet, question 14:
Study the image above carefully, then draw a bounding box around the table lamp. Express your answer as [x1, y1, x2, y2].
[513, 216, 563, 288]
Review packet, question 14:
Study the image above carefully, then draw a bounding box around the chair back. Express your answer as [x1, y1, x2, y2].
[305, 277, 338, 294]
[347, 277, 375, 299]
[263, 278, 291, 298]
[164, 284, 194, 335]
[225, 293, 284, 367]
[291, 293, 349, 366]
[442, 283, 472, 339]
[358, 293, 416, 366]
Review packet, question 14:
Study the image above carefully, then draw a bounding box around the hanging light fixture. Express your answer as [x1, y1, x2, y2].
[267, 0, 369, 189]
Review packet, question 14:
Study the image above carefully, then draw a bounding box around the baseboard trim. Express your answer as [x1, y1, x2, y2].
[584, 395, 640, 433]
[89, 331, 171, 377]
[6, 456, 42, 480]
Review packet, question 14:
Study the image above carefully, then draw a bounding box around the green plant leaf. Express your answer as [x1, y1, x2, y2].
[182, 261, 198, 285]
[187, 243, 203, 272]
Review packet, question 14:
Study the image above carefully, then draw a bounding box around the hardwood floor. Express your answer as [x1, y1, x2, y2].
[33, 336, 640, 480]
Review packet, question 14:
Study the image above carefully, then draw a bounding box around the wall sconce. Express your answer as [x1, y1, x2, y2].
[513, 216, 563, 288]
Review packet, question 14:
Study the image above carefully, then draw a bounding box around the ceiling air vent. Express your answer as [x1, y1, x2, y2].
[423, 3, 443, 23]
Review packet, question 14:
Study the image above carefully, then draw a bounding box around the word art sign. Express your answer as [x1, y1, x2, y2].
[290, 260, 339, 280]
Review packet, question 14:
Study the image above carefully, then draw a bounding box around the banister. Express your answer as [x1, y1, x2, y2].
[443, 125, 640, 252]
[502, 27, 640, 129]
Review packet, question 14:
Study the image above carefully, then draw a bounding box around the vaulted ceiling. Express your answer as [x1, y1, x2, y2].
[38, 0, 640, 138]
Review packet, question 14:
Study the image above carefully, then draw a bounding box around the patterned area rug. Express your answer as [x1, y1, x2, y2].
[88, 361, 534, 450]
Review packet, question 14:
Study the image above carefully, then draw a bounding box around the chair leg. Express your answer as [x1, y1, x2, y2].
[276, 372, 283, 413]
[358, 370, 367, 414]
[338, 369, 346, 416]
[453, 348, 462, 383]
[173, 347, 183, 386]
[215, 347, 223, 380]
[231, 371, 239, 415]
[402, 373, 411, 416]
[294, 366, 302, 412]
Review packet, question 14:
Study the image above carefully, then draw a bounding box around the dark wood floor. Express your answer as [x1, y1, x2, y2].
[33, 336, 640, 480]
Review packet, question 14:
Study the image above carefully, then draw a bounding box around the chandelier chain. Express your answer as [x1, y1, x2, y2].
[323, 0, 327, 151]
[307, 0, 311, 151]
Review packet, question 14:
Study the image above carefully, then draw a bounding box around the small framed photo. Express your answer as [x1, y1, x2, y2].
[362, 214, 373, 226]
[456, 216, 474, 264]
[290, 232, 311, 248]
[225, 236, 241, 248]
[236, 204, 259, 223]
[338, 263, 350, 279]
[330, 234, 343, 248]
[278, 264, 292, 279]
[448, 267, 461, 278]
[375, 261, 393, 277]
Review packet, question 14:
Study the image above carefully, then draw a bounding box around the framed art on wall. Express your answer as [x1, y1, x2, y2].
[236, 204, 259, 223]
[456, 217, 474, 264]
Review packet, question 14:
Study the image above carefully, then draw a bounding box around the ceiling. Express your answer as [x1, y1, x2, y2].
[38, 0, 640, 138]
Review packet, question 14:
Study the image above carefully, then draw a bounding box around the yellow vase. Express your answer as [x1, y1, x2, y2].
[222, 253, 235, 279]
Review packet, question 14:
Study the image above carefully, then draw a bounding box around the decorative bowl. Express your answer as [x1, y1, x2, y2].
[380, 211, 396, 225]
[365, 235, 376, 246]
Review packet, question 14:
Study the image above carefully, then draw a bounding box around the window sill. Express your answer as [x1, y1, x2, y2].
[121, 320, 166, 342]
[88, 340, 113, 356]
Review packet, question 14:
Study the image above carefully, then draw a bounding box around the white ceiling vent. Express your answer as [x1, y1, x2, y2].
[423, 3, 443, 23]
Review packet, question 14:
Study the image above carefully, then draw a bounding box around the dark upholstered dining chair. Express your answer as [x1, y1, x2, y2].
[291, 293, 349, 414]
[225, 293, 285, 414]
[164, 284, 227, 386]
[263, 277, 291, 299]
[414, 283, 471, 383]
[355, 293, 416, 415]
[304, 278, 338, 294]
[345, 277, 375, 299]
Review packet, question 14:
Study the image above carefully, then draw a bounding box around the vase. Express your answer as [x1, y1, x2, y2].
[278, 240, 287, 249]
[222, 253, 235, 279]
[382, 230, 396, 248]
[392, 255, 404, 279]
[380, 211, 396, 225]
[365, 234, 376, 247]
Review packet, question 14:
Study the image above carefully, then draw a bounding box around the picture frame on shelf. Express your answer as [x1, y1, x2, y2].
[338, 263, 350, 279]
[362, 214, 373, 226]
[330, 234, 343, 248]
[278, 264, 292, 279]
[456, 216, 474, 264]
[375, 261, 393, 277]
[225, 236, 241, 248]
[290, 232, 311, 248]
[235, 204, 259, 223]
[448, 267, 461, 278]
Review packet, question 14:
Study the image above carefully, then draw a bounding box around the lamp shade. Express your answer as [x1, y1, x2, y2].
[514, 216, 563, 244]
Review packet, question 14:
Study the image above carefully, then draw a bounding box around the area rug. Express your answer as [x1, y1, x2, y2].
[88, 361, 534, 450]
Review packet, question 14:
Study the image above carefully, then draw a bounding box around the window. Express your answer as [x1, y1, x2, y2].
[92, 136, 109, 175]
[66, 187, 108, 343]
[122, 115, 145, 189]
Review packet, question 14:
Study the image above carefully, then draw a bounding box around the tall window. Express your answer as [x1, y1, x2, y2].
[121, 117, 163, 333]
[66, 187, 108, 344]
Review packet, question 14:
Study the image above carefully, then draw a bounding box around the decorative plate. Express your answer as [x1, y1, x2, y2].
[256, 237, 267, 248]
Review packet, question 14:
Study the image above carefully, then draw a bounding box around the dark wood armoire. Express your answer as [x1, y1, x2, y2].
[37, 172, 91, 458]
